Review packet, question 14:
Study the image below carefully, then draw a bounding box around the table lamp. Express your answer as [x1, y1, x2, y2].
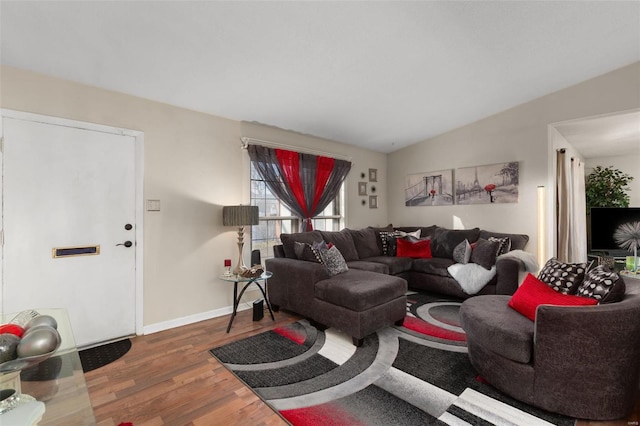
[223, 205, 259, 275]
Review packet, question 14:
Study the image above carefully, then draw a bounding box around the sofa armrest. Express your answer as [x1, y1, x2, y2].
[265, 257, 330, 318]
[273, 244, 285, 258]
[494, 257, 520, 295]
[533, 294, 640, 417]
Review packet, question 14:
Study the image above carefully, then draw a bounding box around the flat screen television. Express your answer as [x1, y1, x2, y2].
[589, 207, 640, 257]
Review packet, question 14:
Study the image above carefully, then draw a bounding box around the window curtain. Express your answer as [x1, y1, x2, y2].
[247, 144, 351, 231]
[556, 150, 587, 262]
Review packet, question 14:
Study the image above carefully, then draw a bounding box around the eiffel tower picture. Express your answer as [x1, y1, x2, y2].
[470, 167, 483, 193]
[456, 162, 519, 205]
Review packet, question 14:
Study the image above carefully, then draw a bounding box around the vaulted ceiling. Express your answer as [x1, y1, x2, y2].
[1, 1, 639, 153]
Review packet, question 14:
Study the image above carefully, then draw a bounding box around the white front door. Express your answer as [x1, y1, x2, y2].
[2, 113, 141, 347]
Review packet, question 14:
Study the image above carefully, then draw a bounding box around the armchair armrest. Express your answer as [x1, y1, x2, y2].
[532, 292, 640, 418]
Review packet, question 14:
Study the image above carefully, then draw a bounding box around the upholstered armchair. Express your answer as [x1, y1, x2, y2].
[460, 281, 640, 420]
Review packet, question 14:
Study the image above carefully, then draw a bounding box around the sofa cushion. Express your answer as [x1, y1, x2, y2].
[396, 237, 432, 258]
[411, 257, 454, 277]
[432, 228, 480, 259]
[479, 230, 529, 251]
[347, 260, 390, 274]
[319, 229, 359, 262]
[460, 295, 536, 363]
[280, 231, 323, 259]
[538, 258, 587, 294]
[508, 273, 597, 321]
[359, 256, 413, 275]
[576, 265, 626, 304]
[470, 238, 500, 270]
[348, 227, 382, 259]
[315, 269, 407, 312]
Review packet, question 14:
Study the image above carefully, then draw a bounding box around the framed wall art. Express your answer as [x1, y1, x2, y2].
[358, 182, 368, 196]
[369, 168, 378, 182]
[405, 169, 454, 206]
[369, 195, 378, 209]
[455, 162, 519, 205]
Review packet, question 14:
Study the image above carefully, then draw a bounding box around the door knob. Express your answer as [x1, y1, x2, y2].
[116, 241, 133, 248]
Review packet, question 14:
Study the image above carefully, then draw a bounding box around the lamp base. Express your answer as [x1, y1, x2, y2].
[233, 227, 247, 275]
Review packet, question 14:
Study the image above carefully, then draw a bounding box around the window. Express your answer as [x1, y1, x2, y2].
[250, 162, 344, 261]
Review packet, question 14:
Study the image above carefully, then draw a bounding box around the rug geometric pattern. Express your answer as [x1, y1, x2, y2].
[210, 292, 574, 426]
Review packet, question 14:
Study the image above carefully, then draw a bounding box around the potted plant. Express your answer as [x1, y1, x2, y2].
[586, 165, 634, 211]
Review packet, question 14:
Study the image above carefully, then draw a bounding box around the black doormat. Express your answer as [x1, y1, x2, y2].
[79, 338, 132, 373]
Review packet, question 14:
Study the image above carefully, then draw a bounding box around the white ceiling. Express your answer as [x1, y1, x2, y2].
[1, 1, 639, 153]
[554, 110, 640, 159]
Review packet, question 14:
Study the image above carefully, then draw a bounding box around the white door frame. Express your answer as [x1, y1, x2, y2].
[0, 109, 144, 338]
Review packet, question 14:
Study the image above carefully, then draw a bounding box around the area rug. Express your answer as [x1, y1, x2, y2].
[79, 338, 132, 373]
[210, 293, 575, 425]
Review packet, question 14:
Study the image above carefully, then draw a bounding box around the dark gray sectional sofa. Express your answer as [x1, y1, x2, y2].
[266, 225, 529, 345]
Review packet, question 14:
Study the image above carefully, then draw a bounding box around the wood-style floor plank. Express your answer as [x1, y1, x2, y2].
[86, 308, 639, 425]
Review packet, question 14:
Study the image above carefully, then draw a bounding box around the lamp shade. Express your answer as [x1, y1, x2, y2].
[223, 205, 259, 227]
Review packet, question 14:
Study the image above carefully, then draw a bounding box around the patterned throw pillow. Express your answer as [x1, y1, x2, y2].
[452, 239, 472, 264]
[508, 273, 598, 321]
[379, 231, 400, 256]
[396, 238, 432, 258]
[576, 265, 626, 304]
[318, 245, 349, 276]
[538, 258, 586, 294]
[379, 229, 421, 256]
[488, 236, 511, 256]
[293, 241, 324, 263]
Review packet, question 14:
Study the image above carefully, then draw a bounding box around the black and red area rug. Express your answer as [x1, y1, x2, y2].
[210, 292, 574, 425]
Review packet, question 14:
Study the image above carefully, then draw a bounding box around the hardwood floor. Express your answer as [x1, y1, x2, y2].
[85, 308, 300, 426]
[85, 309, 640, 426]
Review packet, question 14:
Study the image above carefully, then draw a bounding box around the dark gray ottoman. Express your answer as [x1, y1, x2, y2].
[312, 269, 407, 345]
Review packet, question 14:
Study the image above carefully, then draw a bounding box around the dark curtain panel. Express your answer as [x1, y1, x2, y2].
[248, 144, 351, 231]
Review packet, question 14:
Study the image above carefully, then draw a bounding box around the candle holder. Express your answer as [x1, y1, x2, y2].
[223, 259, 232, 276]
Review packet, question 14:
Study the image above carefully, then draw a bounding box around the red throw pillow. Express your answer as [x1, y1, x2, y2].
[396, 238, 432, 258]
[508, 273, 597, 321]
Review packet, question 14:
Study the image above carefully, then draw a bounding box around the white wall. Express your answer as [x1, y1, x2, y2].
[0, 65, 386, 332]
[585, 154, 640, 208]
[388, 62, 640, 259]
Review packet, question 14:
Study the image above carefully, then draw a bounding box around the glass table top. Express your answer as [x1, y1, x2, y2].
[219, 271, 272, 282]
[1, 308, 96, 425]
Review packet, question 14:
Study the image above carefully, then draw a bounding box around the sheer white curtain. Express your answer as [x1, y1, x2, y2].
[556, 150, 588, 263]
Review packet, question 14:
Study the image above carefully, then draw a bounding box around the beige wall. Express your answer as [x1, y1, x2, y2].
[2, 61, 638, 332]
[388, 62, 640, 260]
[0, 65, 386, 332]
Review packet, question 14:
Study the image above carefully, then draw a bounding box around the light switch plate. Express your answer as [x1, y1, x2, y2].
[146, 200, 161, 211]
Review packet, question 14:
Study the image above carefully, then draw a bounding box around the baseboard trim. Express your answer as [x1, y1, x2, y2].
[143, 290, 261, 335]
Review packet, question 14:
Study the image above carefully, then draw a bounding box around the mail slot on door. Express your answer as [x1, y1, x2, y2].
[52, 245, 100, 258]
